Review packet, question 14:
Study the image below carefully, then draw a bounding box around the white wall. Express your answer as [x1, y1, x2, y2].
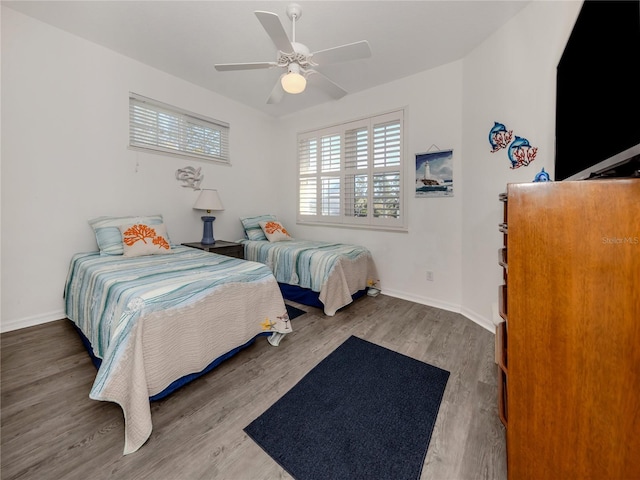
[1, 2, 583, 333]
[1, 7, 280, 331]
[274, 61, 465, 315]
[460, 0, 582, 326]
[274, 1, 582, 331]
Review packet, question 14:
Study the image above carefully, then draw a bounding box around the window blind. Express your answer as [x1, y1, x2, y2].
[297, 109, 405, 230]
[129, 93, 230, 164]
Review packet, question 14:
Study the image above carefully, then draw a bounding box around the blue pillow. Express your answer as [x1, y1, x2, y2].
[89, 214, 168, 255]
[240, 214, 277, 241]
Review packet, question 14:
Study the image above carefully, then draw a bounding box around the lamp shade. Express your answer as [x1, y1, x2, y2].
[193, 189, 224, 212]
[281, 63, 306, 94]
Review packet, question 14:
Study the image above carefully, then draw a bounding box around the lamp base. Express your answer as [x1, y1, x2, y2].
[201, 216, 216, 245]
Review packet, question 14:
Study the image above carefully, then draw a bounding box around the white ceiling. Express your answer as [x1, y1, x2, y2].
[4, 0, 531, 118]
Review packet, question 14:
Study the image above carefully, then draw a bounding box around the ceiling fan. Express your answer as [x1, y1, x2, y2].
[214, 3, 371, 104]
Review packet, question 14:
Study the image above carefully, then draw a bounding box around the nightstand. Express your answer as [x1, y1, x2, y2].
[182, 241, 244, 259]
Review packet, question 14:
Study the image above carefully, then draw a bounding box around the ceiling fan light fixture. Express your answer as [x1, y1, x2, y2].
[281, 64, 306, 94]
[215, 4, 370, 104]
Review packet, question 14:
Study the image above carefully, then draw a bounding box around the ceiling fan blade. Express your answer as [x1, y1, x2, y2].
[307, 71, 348, 100]
[255, 11, 293, 52]
[267, 76, 285, 104]
[311, 40, 372, 66]
[215, 62, 278, 72]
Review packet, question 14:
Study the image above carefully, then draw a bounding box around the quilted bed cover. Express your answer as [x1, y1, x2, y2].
[64, 246, 291, 454]
[239, 239, 378, 315]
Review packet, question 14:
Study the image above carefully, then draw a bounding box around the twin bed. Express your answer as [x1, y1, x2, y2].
[238, 215, 379, 316]
[65, 214, 377, 454]
[240, 239, 376, 315]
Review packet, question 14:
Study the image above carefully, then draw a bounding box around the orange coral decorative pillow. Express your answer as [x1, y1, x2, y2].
[89, 214, 167, 255]
[259, 220, 293, 242]
[119, 223, 172, 257]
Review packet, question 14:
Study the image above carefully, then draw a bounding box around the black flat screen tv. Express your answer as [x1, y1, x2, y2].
[554, 0, 640, 181]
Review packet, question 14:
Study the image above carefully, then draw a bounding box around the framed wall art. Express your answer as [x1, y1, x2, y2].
[415, 148, 453, 198]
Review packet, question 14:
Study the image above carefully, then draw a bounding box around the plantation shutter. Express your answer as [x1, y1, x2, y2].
[372, 118, 402, 220]
[344, 124, 370, 222]
[129, 93, 230, 164]
[297, 109, 405, 230]
[298, 137, 318, 217]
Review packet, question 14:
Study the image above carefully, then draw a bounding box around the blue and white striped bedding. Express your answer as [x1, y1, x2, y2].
[239, 239, 378, 316]
[64, 245, 291, 454]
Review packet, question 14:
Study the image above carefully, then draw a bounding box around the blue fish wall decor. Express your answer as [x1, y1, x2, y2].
[489, 122, 539, 169]
[508, 136, 538, 169]
[533, 167, 551, 182]
[489, 122, 513, 152]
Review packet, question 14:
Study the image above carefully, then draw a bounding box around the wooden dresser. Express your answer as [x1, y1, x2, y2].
[498, 179, 640, 479]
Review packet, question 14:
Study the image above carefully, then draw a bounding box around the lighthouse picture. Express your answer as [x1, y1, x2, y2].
[415, 149, 454, 197]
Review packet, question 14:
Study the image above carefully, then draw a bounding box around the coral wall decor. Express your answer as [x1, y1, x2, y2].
[489, 121, 538, 169]
[489, 122, 513, 152]
[508, 136, 538, 169]
[175, 166, 203, 190]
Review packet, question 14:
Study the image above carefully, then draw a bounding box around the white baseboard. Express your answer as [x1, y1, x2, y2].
[459, 306, 495, 333]
[0, 293, 496, 335]
[0, 310, 66, 334]
[382, 288, 495, 333]
[381, 288, 460, 314]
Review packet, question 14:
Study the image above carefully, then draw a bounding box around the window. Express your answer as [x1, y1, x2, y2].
[297, 110, 405, 230]
[129, 93, 230, 164]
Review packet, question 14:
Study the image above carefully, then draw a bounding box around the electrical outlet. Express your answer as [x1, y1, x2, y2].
[426, 271, 434, 282]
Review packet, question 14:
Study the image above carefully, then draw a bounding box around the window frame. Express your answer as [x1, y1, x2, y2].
[297, 109, 406, 232]
[128, 92, 230, 165]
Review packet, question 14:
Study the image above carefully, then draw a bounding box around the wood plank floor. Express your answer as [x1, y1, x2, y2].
[1, 294, 506, 480]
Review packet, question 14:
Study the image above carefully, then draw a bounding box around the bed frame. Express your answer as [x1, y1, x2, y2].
[278, 283, 367, 311]
[73, 324, 271, 401]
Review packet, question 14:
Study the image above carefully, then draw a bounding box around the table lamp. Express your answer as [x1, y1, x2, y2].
[193, 189, 224, 245]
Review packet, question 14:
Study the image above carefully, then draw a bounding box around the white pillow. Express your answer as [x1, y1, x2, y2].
[240, 214, 277, 241]
[259, 220, 293, 242]
[119, 223, 172, 257]
[89, 214, 168, 255]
